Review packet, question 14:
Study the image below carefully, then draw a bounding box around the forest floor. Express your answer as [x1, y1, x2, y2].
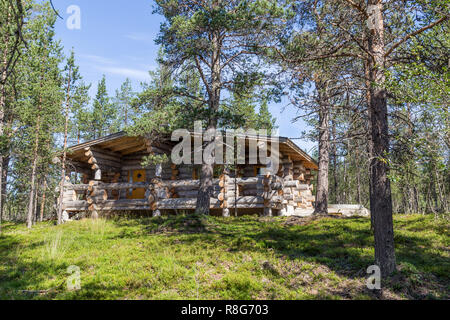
[0, 214, 448, 300]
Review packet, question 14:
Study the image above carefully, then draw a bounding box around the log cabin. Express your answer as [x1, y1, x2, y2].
[59, 131, 319, 218]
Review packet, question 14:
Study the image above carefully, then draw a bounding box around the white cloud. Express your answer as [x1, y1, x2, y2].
[80, 53, 152, 81]
[125, 32, 154, 43]
[80, 54, 117, 65]
[97, 66, 150, 81]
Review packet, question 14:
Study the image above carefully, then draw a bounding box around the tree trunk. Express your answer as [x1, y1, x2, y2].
[0, 156, 8, 232]
[1, 157, 9, 218]
[196, 160, 214, 215]
[196, 27, 221, 215]
[27, 113, 41, 229]
[40, 178, 47, 222]
[27, 51, 46, 228]
[331, 119, 338, 204]
[364, 58, 375, 230]
[413, 186, 419, 214]
[0, 10, 11, 234]
[356, 151, 361, 204]
[343, 138, 350, 203]
[367, 0, 396, 277]
[33, 185, 38, 223]
[314, 82, 330, 215]
[57, 65, 72, 224]
[430, 160, 439, 211]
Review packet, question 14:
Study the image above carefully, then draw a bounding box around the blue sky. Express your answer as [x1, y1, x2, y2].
[51, 0, 316, 153]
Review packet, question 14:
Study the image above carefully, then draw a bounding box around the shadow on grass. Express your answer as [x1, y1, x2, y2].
[249, 218, 448, 299]
[111, 214, 217, 238]
[109, 214, 449, 299]
[0, 234, 66, 299]
[1, 215, 448, 300]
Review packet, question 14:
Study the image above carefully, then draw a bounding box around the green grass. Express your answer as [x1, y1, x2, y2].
[0, 214, 448, 300]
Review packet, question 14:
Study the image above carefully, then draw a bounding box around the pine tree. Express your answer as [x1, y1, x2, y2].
[20, 2, 64, 228]
[70, 83, 91, 144]
[57, 49, 83, 224]
[114, 78, 135, 129]
[91, 75, 116, 139]
[0, 0, 27, 231]
[269, 0, 448, 277]
[128, 52, 205, 141]
[256, 100, 276, 135]
[155, 0, 287, 214]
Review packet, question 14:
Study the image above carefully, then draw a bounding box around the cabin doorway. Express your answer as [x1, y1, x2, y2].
[127, 170, 146, 199]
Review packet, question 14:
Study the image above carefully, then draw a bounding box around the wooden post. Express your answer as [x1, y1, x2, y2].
[153, 164, 162, 217]
[220, 170, 230, 217]
[263, 173, 273, 217]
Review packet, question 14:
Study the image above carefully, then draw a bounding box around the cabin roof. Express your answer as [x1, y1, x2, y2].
[66, 131, 318, 170]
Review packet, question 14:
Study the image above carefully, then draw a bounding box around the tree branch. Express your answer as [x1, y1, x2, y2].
[194, 55, 212, 98]
[385, 15, 449, 58]
[341, 0, 368, 18]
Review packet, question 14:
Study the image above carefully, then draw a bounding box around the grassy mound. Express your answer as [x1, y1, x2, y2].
[0, 214, 448, 300]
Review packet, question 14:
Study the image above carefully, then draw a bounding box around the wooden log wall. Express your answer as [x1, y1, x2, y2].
[61, 178, 312, 214]
[293, 161, 306, 182]
[177, 164, 193, 180]
[62, 145, 316, 216]
[61, 178, 77, 203]
[86, 181, 107, 219]
[281, 156, 294, 181]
